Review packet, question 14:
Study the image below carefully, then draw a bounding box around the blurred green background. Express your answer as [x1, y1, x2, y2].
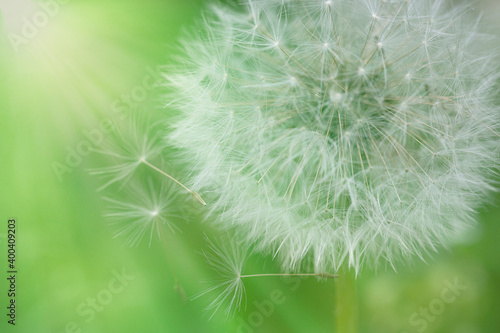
[0, 0, 499, 332]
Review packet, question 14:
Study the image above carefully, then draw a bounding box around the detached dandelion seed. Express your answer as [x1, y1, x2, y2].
[91, 118, 206, 205]
[193, 238, 247, 319]
[195, 238, 337, 319]
[104, 181, 181, 247]
[90, 119, 164, 191]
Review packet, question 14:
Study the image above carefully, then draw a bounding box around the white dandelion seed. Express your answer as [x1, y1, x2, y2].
[91, 118, 206, 205]
[192, 238, 247, 319]
[90, 119, 164, 191]
[193, 237, 337, 319]
[104, 181, 181, 247]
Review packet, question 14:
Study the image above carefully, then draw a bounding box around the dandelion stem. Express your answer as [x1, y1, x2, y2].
[158, 223, 187, 304]
[140, 158, 206, 205]
[334, 270, 357, 333]
[239, 272, 338, 279]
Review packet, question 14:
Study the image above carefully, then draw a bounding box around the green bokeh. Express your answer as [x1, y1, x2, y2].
[0, 0, 499, 332]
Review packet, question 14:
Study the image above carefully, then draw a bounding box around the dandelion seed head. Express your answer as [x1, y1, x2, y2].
[167, 0, 500, 273]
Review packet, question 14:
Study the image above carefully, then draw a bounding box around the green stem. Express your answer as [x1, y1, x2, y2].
[157, 222, 187, 304]
[334, 269, 358, 333]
